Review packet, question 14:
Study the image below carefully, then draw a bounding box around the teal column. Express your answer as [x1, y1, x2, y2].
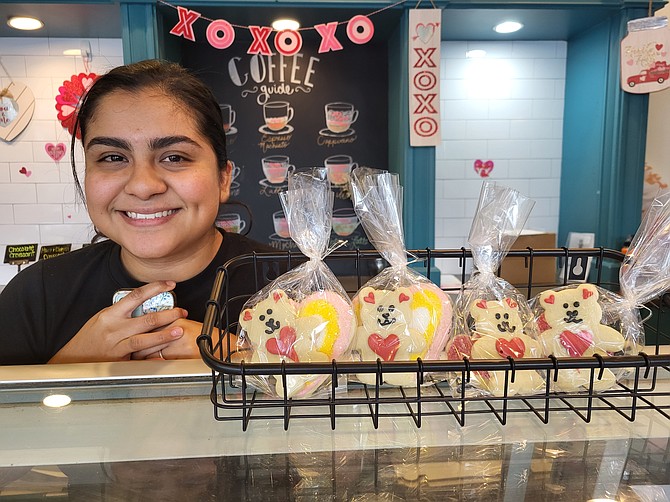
[388, 9, 437, 251]
[120, 3, 160, 63]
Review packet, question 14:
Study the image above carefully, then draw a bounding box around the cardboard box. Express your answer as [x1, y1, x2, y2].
[499, 231, 557, 288]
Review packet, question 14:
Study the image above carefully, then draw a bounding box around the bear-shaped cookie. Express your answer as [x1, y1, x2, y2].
[239, 289, 355, 398]
[446, 298, 545, 396]
[536, 283, 626, 392]
[353, 283, 452, 387]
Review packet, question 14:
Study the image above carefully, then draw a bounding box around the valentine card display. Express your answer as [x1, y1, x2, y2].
[446, 182, 543, 397]
[621, 16, 670, 94]
[236, 168, 355, 398]
[0, 82, 35, 142]
[349, 168, 453, 386]
[55, 73, 98, 138]
[532, 191, 670, 392]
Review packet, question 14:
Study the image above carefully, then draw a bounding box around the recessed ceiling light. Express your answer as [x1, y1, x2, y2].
[494, 21, 523, 34]
[63, 49, 82, 56]
[7, 16, 44, 31]
[466, 49, 487, 58]
[272, 19, 300, 31]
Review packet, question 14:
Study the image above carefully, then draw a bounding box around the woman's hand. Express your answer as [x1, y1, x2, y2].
[48, 281, 188, 364]
[134, 318, 204, 360]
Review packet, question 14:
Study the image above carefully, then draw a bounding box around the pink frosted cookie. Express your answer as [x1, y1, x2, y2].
[445, 298, 545, 396]
[238, 288, 355, 398]
[536, 283, 625, 392]
[353, 282, 452, 386]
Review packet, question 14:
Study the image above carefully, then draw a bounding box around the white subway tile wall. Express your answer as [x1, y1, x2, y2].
[436, 41, 566, 283]
[0, 37, 123, 285]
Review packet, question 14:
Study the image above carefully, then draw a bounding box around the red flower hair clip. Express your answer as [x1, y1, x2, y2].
[55, 73, 98, 138]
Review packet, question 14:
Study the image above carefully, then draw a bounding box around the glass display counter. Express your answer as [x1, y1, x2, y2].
[2, 360, 670, 500]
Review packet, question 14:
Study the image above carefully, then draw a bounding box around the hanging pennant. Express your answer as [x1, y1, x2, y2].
[621, 16, 670, 94]
[408, 9, 441, 147]
[0, 82, 35, 143]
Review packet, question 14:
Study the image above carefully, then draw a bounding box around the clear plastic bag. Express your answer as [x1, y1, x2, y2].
[446, 181, 544, 397]
[532, 191, 670, 392]
[349, 168, 453, 386]
[236, 168, 356, 398]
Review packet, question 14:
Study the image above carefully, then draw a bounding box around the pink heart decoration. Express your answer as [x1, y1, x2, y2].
[627, 59, 635, 66]
[19, 167, 32, 177]
[496, 337, 526, 358]
[474, 159, 494, 178]
[368, 333, 400, 361]
[45, 143, 66, 161]
[266, 326, 299, 361]
[559, 330, 594, 357]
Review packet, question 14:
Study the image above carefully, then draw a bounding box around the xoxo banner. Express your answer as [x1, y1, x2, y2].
[408, 9, 441, 147]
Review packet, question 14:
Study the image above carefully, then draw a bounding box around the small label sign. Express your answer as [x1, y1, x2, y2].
[39, 244, 72, 260]
[4, 243, 38, 265]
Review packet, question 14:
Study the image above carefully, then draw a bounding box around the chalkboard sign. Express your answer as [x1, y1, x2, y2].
[4, 243, 38, 265]
[180, 37, 389, 254]
[39, 244, 72, 260]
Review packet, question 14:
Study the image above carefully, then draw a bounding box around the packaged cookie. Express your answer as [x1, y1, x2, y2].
[236, 168, 356, 398]
[446, 181, 544, 397]
[532, 191, 670, 392]
[349, 168, 453, 387]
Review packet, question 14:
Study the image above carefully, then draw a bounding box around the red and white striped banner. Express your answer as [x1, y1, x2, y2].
[408, 9, 441, 147]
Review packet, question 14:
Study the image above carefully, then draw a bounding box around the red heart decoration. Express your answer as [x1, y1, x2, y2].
[505, 298, 518, 309]
[273, 291, 283, 302]
[543, 294, 555, 305]
[266, 326, 299, 361]
[243, 310, 252, 322]
[363, 292, 375, 304]
[476, 300, 487, 309]
[657, 43, 664, 51]
[398, 293, 410, 303]
[446, 334, 473, 360]
[368, 333, 400, 361]
[495, 337, 526, 358]
[474, 159, 494, 178]
[18, 167, 32, 177]
[537, 313, 551, 332]
[45, 142, 66, 161]
[559, 330, 593, 357]
[582, 288, 594, 299]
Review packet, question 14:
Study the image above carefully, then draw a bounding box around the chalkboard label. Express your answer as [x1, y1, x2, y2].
[4, 243, 38, 265]
[39, 244, 72, 260]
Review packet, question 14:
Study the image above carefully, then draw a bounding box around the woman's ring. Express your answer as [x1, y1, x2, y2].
[158, 349, 166, 360]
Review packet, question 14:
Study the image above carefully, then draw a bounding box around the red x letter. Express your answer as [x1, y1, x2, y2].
[413, 93, 437, 114]
[169, 6, 201, 42]
[414, 47, 437, 68]
[248, 26, 273, 55]
[315, 22, 343, 53]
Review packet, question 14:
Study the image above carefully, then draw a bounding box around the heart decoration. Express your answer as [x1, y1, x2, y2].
[266, 326, 299, 361]
[474, 159, 494, 178]
[45, 142, 66, 162]
[368, 333, 400, 361]
[496, 337, 526, 358]
[363, 291, 375, 304]
[657, 43, 664, 51]
[446, 334, 473, 360]
[415, 22, 437, 44]
[627, 59, 635, 66]
[0, 82, 35, 142]
[243, 311, 252, 321]
[543, 294, 555, 305]
[398, 293, 410, 303]
[55, 73, 98, 138]
[559, 329, 594, 357]
[18, 167, 32, 177]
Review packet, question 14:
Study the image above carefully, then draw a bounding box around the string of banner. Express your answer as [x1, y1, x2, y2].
[161, 0, 442, 146]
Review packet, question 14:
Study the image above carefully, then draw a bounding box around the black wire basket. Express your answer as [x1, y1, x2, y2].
[197, 248, 670, 430]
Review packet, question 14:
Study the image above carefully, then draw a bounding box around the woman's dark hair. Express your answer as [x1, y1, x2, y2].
[70, 59, 228, 201]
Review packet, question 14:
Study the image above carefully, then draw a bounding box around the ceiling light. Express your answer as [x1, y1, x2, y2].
[42, 394, 72, 408]
[7, 16, 44, 31]
[63, 49, 82, 56]
[494, 21, 523, 34]
[272, 19, 300, 31]
[466, 49, 487, 58]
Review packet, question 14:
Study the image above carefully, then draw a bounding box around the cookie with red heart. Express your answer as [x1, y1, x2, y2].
[535, 283, 625, 392]
[352, 283, 452, 386]
[238, 288, 355, 398]
[445, 297, 544, 396]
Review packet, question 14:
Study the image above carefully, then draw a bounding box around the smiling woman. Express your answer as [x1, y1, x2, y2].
[0, 60, 272, 365]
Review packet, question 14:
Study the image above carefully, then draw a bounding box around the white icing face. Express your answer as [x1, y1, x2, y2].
[469, 298, 524, 340]
[539, 283, 603, 329]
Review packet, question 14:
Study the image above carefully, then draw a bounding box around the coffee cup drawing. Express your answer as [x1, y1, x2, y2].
[262, 155, 295, 184]
[332, 208, 360, 237]
[216, 213, 246, 234]
[325, 155, 358, 186]
[263, 101, 294, 132]
[229, 161, 241, 182]
[219, 104, 236, 134]
[325, 102, 358, 134]
[273, 211, 290, 239]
